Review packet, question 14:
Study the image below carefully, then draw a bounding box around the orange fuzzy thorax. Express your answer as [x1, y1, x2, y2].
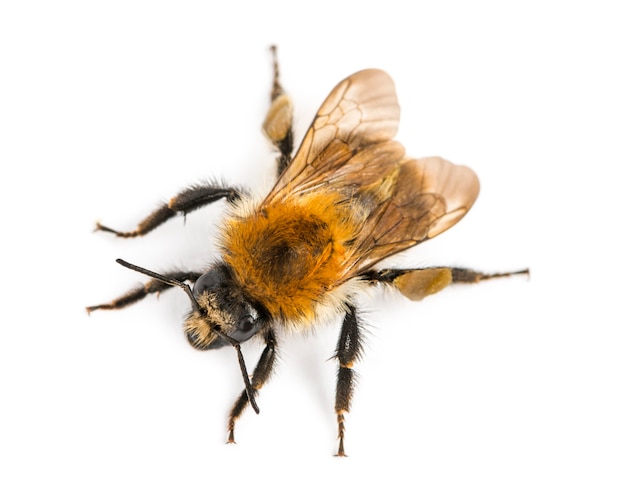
[219, 192, 360, 325]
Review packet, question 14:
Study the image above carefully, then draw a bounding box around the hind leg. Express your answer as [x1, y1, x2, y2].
[262, 46, 294, 177]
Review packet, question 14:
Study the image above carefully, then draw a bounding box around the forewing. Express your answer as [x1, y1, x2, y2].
[261, 69, 479, 281]
[347, 156, 480, 274]
[265, 69, 400, 201]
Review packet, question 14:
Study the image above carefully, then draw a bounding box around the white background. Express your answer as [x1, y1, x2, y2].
[1, 1, 624, 501]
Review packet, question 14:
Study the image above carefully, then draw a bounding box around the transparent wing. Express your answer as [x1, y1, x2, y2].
[347, 156, 480, 275]
[262, 69, 480, 281]
[265, 69, 400, 202]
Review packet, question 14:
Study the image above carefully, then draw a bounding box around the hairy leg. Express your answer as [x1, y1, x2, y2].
[96, 183, 241, 238]
[227, 329, 278, 444]
[262, 46, 294, 178]
[365, 267, 529, 301]
[334, 304, 364, 457]
[86, 270, 203, 313]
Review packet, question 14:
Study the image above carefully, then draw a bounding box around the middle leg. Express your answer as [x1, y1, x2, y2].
[95, 183, 242, 238]
[334, 304, 364, 457]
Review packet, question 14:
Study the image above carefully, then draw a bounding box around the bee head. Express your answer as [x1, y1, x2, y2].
[184, 264, 269, 350]
[113, 258, 266, 415]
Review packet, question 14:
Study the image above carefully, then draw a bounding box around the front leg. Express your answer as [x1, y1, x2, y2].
[334, 304, 364, 457]
[96, 183, 242, 238]
[86, 269, 203, 313]
[227, 329, 277, 444]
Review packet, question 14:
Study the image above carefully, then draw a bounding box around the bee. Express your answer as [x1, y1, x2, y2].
[87, 47, 528, 456]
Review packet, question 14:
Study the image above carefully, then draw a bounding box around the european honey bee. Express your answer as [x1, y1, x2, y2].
[87, 47, 527, 456]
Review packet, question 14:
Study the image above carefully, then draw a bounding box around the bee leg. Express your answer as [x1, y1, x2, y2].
[86, 270, 202, 313]
[95, 183, 242, 238]
[449, 267, 530, 284]
[227, 329, 277, 444]
[262, 45, 294, 177]
[334, 304, 364, 457]
[365, 267, 529, 301]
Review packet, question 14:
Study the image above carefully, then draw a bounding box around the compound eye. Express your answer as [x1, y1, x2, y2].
[193, 268, 228, 296]
[232, 314, 258, 343]
[238, 315, 255, 333]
